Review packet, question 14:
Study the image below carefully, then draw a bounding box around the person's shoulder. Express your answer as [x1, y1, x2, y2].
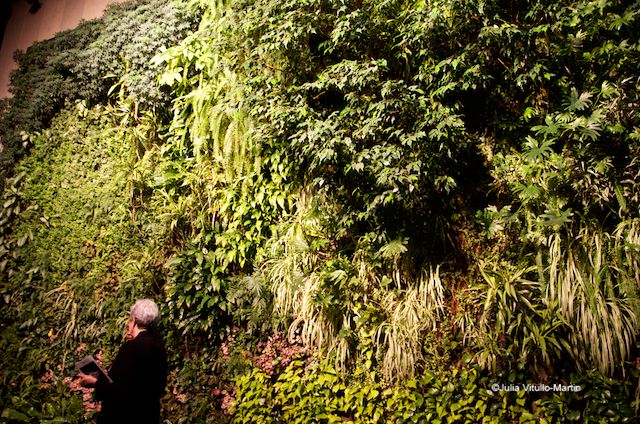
[131, 331, 165, 351]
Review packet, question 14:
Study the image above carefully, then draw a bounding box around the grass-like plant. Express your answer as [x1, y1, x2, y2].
[374, 266, 445, 382]
[265, 188, 332, 347]
[472, 220, 640, 377]
[472, 261, 565, 374]
[545, 222, 640, 376]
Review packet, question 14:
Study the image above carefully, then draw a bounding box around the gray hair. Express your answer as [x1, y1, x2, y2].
[130, 299, 160, 328]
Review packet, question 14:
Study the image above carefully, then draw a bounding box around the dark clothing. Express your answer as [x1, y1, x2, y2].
[95, 331, 167, 424]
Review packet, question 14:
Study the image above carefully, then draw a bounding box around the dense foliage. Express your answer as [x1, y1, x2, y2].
[1, 0, 640, 422]
[0, 0, 198, 181]
[0, 19, 102, 175]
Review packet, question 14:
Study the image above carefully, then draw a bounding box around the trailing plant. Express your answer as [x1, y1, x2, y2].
[233, 360, 542, 423]
[536, 368, 640, 422]
[373, 266, 445, 382]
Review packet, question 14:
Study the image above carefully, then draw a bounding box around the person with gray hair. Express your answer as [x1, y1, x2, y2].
[129, 299, 160, 333]
[78, 299, 167, 423]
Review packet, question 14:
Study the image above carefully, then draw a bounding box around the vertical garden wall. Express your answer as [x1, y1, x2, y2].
[1, 0, 639, 422]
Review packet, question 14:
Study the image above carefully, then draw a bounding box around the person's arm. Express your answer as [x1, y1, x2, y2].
[94, 335, 165, 401]
[94, 342, 137, 402]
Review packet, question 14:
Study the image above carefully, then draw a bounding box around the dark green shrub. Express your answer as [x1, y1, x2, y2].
[0, 0, 199, 179]
[0, 20, 103, 175]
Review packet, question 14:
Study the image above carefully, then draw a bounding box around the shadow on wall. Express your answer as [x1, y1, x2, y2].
[0, 2, 15, 46]
[0, 1, 40, 48]
[27, 1, 43, 14]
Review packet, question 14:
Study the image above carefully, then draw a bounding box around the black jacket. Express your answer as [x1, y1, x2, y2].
[95, 331, 167, 424]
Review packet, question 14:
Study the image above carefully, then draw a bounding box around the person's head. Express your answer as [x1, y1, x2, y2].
[127, 299, 160, 338]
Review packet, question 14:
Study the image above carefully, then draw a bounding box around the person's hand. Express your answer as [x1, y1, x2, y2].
[77, 372, 97, 387]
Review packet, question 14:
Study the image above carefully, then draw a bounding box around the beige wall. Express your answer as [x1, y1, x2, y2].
[0, 0, 127, 98]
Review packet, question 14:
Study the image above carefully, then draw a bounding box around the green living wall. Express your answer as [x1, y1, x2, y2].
[1, 0, 640, 422]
